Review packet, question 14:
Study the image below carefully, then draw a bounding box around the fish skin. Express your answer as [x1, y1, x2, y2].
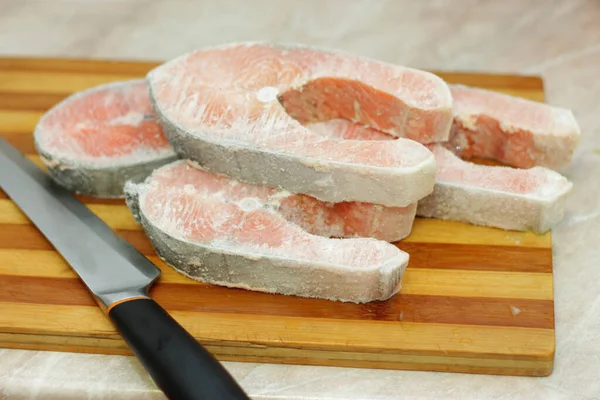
[37, 148, 177, 198]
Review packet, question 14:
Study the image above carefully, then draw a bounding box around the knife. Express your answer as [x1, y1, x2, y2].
[0, 138, 250, 400]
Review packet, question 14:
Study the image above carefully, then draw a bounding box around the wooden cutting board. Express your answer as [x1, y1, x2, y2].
[0, 57, 554, 377]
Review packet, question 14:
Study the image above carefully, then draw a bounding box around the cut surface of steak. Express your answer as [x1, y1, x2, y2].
[147, 42, 453, 206]
[309, 118, 572, 232]
[449, 84, 581, 170]
[126, 160, 417, 242]
[417, 145, 572, 233]
[34, 79, 176, 198]
[125, 160, 410, 303]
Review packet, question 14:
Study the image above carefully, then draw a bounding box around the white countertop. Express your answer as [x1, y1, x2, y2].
[1, 1, 599, 399]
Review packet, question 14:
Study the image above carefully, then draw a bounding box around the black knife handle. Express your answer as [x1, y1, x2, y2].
[108, 297, 250, 400]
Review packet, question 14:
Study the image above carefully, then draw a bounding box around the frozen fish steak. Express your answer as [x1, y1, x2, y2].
[310, 118, 573, 232]
[125, 161, 410, 303]
[417, 145, 573, 233]
[449, 84, 581, 170]
[147, 42, 452, 207]
[125, 160, 417, 242]
[34, 79, 177, 198]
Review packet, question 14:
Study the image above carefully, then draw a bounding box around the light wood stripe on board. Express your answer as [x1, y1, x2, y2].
[0, 199, 139, 230]
[0, 110, 43, 134]
[0, 331, 552, 376]
[0, 57, 544, 90]
[0, 71, 138, 94]
[0, 302, 554, 360]
[0, 198, 552, 248]
[0, 87, 543, 114]
[403, 218, 551, 248]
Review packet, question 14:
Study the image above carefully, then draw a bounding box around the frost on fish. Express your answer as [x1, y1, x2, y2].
[125, 160, 410, 303]
[310, 119, 573, 233]
[126, 160, 416, 241]
[34, 79, 177, 198]
[417, 145, 572, 233]
[448, 84, 581, 170]
[147, 41, 449, 207]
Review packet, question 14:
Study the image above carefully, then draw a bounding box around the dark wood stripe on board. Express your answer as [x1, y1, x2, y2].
[2, 133, 36, 154]
[397, 242, 552, 273]
[0, 188, 125, 206]
[0, 224, 156, 254]
[0, 57, 157, 76]
[0, 92, 70, 111]
[0, 224, 551, 274]
[0, 275, 553, 329]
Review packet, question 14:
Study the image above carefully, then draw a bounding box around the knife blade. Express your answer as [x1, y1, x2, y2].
[0, 138, 250, 400]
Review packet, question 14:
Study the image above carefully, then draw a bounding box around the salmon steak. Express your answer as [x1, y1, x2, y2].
[417, 145, 572, 233]
[310, 118, 572, 232]
[126, 160, 417, 242]
[125, 160, 410, 303]
[147, 42, 454, 207]
[34, 79, 177, 198]
[448, 84, 581, 170]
